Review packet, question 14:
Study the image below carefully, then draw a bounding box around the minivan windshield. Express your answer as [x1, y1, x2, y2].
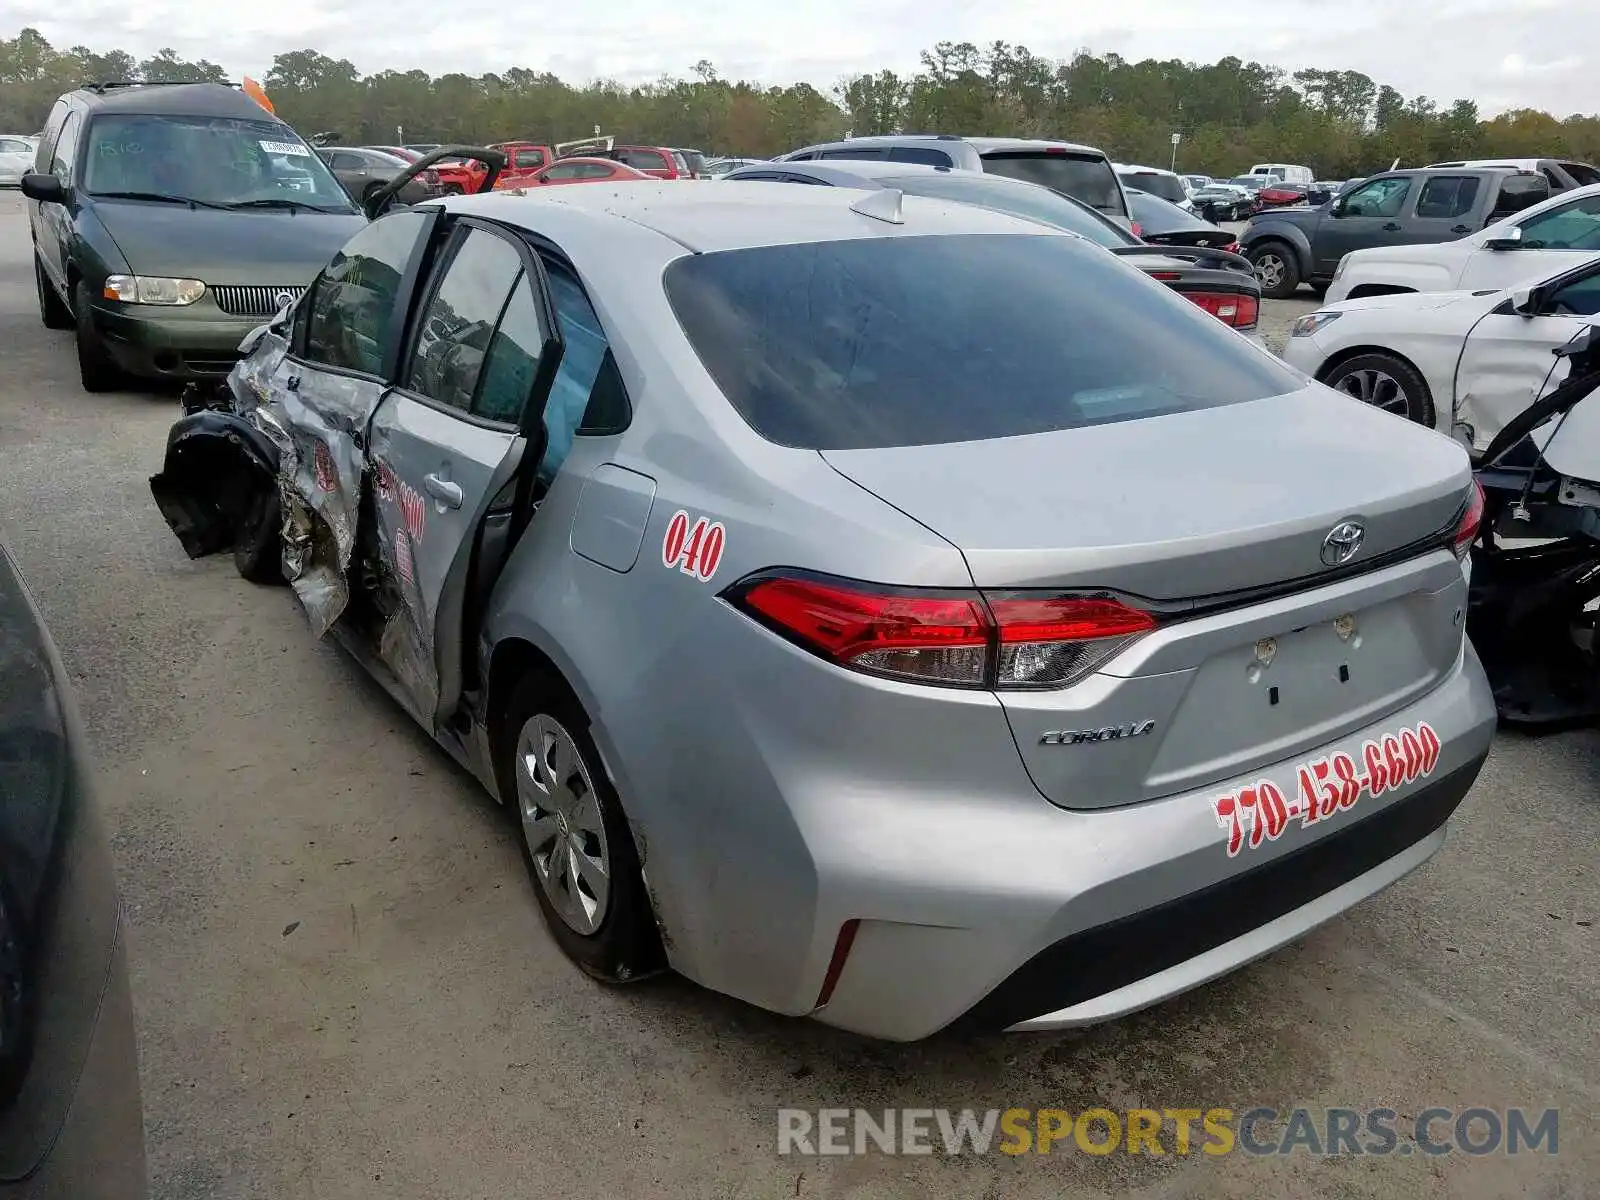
[881, 172, 1135, 249]
[82, 114, 358, 211]
[664, 234, 1299, 451]
[978, 151, 1128, 218]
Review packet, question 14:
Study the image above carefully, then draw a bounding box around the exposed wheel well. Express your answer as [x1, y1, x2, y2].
[486, 637, 580, 773]
[1346, 284, 1415, 299]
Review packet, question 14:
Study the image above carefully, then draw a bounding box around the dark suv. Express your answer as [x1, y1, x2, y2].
[23, 82, 367, 392]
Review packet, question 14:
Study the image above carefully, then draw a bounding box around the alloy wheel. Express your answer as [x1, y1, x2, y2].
[1253, 253, 1285, 290]
[1332, 368, 1409, 416]
[514, 713, 611, 935]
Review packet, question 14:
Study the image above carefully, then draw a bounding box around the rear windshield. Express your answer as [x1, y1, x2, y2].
[1120, 171, 1187, 204]
[620, 148, 667, 170]
[979, 151, 1127, 217]
[881, 172, 1135, 248]
[663, 234, 1298, 450]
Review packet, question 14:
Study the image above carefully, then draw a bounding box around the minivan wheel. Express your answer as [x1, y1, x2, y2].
[498, 676, 664, 983]
[73, 280, 123, 393]
[1248, 242, 1301, 298]
[35, 256, 71, 330]
[1323, 352, 1436, 428]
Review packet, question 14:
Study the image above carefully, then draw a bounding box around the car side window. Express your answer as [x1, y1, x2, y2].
[620, 149, 666, 171]
[302, 210, 431, 375]
[821, 148, 887, 160]
[407, 226, 524, 412]
[542, 163, 585, 181]
[1518, 195, 1600, 251]
[1344, 176, 1409, 218]
[1414, 176, 1479, 219]
[888, 146, 954, 167]
[473, 272, 551, 424]
[50, 112, 80, 185]
[1541, 168, 1564, 189]
[1545, 271, 1600, 317]
[538, 262, 629, 483]
[513, 149, 545, 169]
[0, 139, 25, 153]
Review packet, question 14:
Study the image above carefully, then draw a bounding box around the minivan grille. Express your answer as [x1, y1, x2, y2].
[211, 285, 303, 318]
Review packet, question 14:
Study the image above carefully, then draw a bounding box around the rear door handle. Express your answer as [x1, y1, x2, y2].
[1382, 222, 1402, 231]
[423, 472, 463, 508]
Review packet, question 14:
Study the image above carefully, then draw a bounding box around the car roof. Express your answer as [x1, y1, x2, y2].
[69, 82, 275, 121]
[1116, 163, 1179, 176]
[792, 134, 1106, 157]
[443, 179, 1062, 253]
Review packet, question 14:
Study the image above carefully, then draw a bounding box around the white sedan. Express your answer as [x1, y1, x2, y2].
[0, 135, 37, 187]
[1327, 182, 1600, 303]
[1282, 254, 1600, 451]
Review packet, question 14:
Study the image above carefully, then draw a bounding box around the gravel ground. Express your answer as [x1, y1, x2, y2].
[0, 190, 1594, 1199]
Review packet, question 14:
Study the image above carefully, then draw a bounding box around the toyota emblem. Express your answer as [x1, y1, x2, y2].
[1320, 520, 1366, 567]
[273, 289, 296, 310]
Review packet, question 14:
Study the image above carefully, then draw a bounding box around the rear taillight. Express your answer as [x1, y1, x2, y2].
[1183, 290, 1259, 329]
[1453, 480, 1484, 560]
[1221, 241, 1241, 254]
[727, 571, 1157, 690]
[1130, 221, 1143, 237]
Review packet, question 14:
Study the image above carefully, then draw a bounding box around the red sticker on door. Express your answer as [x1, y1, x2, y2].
[313, 441, 337, 493]
[661, 510, 727, 582]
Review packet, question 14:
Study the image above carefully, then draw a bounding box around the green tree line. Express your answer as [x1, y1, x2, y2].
[4, 26, 1598, 177]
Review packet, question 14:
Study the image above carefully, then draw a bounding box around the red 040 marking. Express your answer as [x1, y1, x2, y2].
[661, 510, 727, 582]
[1212, 721, 1442, 858]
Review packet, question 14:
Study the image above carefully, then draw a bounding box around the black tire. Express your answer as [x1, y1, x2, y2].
[496, 673, 664, 983]
[35, 255, 71, 330]
[73, 279, 124, 393]
[233, 482, 284, 584]
[1321, 351, 1436, 428]
[1248, 241, 1301, 299]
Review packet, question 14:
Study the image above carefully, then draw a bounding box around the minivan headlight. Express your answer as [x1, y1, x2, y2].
[102, 275, 207, 305]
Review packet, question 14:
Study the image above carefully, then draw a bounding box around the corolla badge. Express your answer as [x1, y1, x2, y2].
[1040, 720, 1156, 746]
[1320, 520, 1366, 567]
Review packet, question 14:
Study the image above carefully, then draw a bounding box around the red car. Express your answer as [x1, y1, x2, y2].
[366, 146, 489, 195]
[614, 145, 690, 180]
[1257, 183, 1309, 208]
[493, 157, 653, 189]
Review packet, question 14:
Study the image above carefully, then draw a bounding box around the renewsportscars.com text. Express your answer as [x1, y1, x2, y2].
[777, 1106, 1559, 1157]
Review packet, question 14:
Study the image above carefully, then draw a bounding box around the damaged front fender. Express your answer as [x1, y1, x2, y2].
[149, 410, 281, 560]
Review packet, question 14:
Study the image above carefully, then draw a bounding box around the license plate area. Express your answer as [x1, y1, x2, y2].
[1145, 596, 1448, 795]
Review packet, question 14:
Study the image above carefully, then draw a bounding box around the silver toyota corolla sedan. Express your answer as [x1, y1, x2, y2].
[152, 181, 1497, 1041]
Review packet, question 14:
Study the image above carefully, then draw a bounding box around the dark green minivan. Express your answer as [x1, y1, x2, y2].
[24, 82, 367, 392]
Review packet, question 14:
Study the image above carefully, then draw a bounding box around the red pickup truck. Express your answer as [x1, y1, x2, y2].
[488, 142, 558, 188]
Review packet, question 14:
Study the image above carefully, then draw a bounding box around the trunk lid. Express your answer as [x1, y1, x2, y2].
[822, 386, 1474, 809]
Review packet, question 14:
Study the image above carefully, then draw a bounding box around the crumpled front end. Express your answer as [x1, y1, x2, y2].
[150, 326, 384, 640]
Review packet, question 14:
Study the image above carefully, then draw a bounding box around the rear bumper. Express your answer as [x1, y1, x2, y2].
[801, 641, 1495, 1041]
[89, 301, 256, 379]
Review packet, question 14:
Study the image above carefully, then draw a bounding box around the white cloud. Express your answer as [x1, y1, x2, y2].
[7, 0, 1596, 116]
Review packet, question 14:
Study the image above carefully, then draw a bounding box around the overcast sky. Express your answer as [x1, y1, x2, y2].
[8, 0, 1594, 116]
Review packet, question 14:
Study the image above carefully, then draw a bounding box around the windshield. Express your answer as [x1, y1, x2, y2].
[1120, 171, 1188, 204]
[978, 151, 1128, 217]
[884, 172, 1134, 248]
[663, 234, 1297, 451]
[1228, 176, 1264, 191]
[82, 114, 356, 210]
